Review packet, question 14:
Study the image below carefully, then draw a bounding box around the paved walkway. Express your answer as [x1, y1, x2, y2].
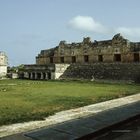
[0, 93, 140, 140]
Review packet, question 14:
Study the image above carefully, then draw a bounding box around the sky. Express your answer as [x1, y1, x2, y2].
[0, 0, 140, 66]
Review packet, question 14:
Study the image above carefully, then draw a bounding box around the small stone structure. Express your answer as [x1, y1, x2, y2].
[20, 64, 70, 80]
[0, 51, 8, 78]
[21, 34, 140, 81]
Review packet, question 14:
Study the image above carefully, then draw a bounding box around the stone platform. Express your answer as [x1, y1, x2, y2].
[0, 93, 140, 140]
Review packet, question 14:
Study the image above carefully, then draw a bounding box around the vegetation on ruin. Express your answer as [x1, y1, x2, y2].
[0, 79, 140, 126]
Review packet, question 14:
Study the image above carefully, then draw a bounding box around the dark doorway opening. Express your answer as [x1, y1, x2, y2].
[37, 73, 41, 79]
[114, 54, 121, 62]
[48, 72, 51, 79]
[28, 73, 31, 79]
[84, 55, 89, 62]
[134, 53, 139, 62]
[43, 73, 46, 79]
[98, 55, 103, 62]
[60, 57, 64, 63]
[72, 56, 76, 63]
[32, 73, 35, 79]
[50, 57, 53, 63]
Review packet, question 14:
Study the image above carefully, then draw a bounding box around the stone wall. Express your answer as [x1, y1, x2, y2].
[60, 63, 140, 83]
[36, 34, 140, 64]
[20, 64, 70, 80]
[20, 64, 55, 80]
[54, 64, 70, 79]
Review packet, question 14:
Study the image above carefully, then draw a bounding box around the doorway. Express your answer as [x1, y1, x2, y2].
[98, 55, 103, 62]
[134, 53, 139, 62]
[84, 55, 89, 62]
[72, 56, 76, 63]
[114, 54, 121, 62]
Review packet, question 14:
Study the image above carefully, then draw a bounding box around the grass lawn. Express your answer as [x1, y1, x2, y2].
[0, 79, 140, 126]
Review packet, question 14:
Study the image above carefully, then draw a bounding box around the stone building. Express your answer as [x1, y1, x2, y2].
[36, 33, 140, 64]
[21, 64, 70, 80]
[22, 34, 140, 81]
[0, 51, 8, 78]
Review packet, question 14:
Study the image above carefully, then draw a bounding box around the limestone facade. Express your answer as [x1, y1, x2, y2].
[36, 34, 140, 65]
[21, 34, 140, 81]
[21, 64, 70, 80]
[0, 51, 8, 77]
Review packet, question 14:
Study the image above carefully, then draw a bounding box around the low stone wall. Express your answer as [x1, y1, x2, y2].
[60, 63, 140, 82]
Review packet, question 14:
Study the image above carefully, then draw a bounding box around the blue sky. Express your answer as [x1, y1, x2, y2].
[0, 0, 140, 66]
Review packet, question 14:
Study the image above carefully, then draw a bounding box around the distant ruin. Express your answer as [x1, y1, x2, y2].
[36, 33, 140, 64]
[21, 34, 140, 82]
[0, 51, 8, 78]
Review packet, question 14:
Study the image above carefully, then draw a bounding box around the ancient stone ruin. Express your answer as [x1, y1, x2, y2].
[21, 34, 140, 82]
[0, 51, 8, 78]
[36, 33, 140, 64]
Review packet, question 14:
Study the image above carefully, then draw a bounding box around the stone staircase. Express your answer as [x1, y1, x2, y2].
[60, 63, 140, 82]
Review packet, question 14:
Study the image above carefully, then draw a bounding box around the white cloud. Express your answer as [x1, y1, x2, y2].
[115, 27, 140, 40]
[68, 16, 109, 34]
[68, 16, 140, 41]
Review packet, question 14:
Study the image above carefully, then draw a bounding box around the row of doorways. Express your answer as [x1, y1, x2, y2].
[50, 53, 140, 63]
[114, 53, 140, 62]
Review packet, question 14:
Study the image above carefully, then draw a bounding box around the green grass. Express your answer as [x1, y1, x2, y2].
[0, 79, 140, 126]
